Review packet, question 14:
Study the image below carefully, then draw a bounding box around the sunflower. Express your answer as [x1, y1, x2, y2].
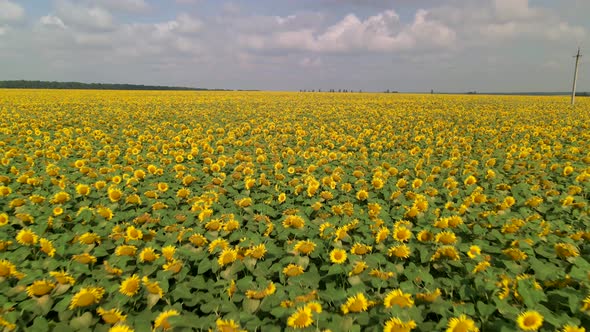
[115, 245, 137, 257]
[78, 232, 101, 245]
[375, 227, 390, 244]
[125, 226, 143, 242]
[108, 188, 123, 202]
[97, 206, 114, 220]
[294, 240, 316, 255]
[555, 243, 579, 258]
[416, 288, 441, 302]
[341, 293, 369, 314]
[416, 230, 434, 242]
[50, 271, 76, 285]
[516, 310, 543, 331]
[69, 287, 105, 309]
[75, 184, 91, 196]
[97, 307, 127, 324]
[0, 213, 9, 226]
[286, 307, 314, 329]
[161, 245, 176, 261]
[349, 261, 369, 276]
[108, 325, 134, 332]
[369, 269, 395, 280]
[383, 289, 414, 308]
[503, 248, 528, 261]
[383, 317, 417, 332]
[218, 248, 238, 267]
[208, 239, 229, 253]
[561, 325, 586, 332]
[189, 234, 208, 247]
[0, 186, 12, 197]
[329, 248, 347, 264]
[356, 189, 369, 201]
[26, 280, 55, 297]
[446, 315, 479, 332]
[72, 253, 97, 264]
[176, 188, 190, 199]
[244, 244, 267, 259]
[351, 243, 372, 255]
[223, 219, 240, 232]
[216, 318, 247, 332]
[16, 228, 39, 246]
[464, 175, 477, 186]
[205, 219, 222, 231]
[472, 261, 490, 274]
[126, 194, 142, 205]
[163, 259, 183, 273]
[393, 226, 412, 242]
[282, 215, 305, 229]
[53, 206, 64, 216]
[467, 245, 481, 259]
[563, 165, 574, 176]
[283, 264, 305, 277]
[51, 191, 70, 204]
[435, 231, 457, 245]
[305, 301, 322, 313]
[581, 295, 590, 311]
[139, 247, 160, 262]
[119, 274, 141, 297]
[431, 246, 461, 261]
[153, 309, 179, 331]
[142, 277, 164, 297]
[0, 240, 12, 251]
[39, 238, 56, 257]
[387, 244, 411, 259]
[157, 182, 169, 192]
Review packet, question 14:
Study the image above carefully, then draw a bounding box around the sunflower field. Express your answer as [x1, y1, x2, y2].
[0, 89, 589, 332]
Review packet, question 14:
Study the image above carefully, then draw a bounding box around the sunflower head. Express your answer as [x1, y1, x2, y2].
[329, 248, 347, 264]
[26, 280, 55, 297]
[119, 274, 141, 297]
[446, 314, 479, 332]
[286, 307, 314, 329]
[516, 310, 544, 331]
[69, 287, 105, 309]
[154, 309, 180, 331]
[384, 289, 414, 308]
[341, 293, 369, 314]
[97, 307, 127, 324]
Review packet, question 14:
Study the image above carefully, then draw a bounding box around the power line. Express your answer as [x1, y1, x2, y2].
[571, 47, 582, 106]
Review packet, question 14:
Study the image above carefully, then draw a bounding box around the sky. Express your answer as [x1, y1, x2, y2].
[0, 0, 589, 92]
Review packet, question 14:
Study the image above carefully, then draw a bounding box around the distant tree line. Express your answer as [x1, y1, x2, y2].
[299, 89, 398, 93]
[0, 80, 236, 91]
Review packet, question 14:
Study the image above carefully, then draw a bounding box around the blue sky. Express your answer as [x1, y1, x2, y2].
[1, 0, 588, 92]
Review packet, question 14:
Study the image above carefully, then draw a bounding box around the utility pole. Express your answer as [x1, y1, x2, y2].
[571, 47, 582, 106]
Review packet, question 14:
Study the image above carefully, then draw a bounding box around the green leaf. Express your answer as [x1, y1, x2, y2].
[516, 279, 547, 308]
[70, 312, 93, 330]
[31, 316, 49, 332]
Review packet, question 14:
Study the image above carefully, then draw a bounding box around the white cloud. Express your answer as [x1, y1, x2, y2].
[0, 0, 24, 22]
[299, 57, 322, 68]
[176, 13, 203, 33]
[427, 0, 585, 46]
[493, 0, 537, 21]
[56, 0, 115, 31]
[40, 15, 67, 29]
[240, 9, 455, 53]
[98, 0, 149, 13]
[151, 13, 203, 38]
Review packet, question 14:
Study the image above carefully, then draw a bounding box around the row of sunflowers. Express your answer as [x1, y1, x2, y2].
[0, 89, 589, 331]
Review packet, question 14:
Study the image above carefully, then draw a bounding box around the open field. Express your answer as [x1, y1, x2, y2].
[0, 89, 589, 331]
